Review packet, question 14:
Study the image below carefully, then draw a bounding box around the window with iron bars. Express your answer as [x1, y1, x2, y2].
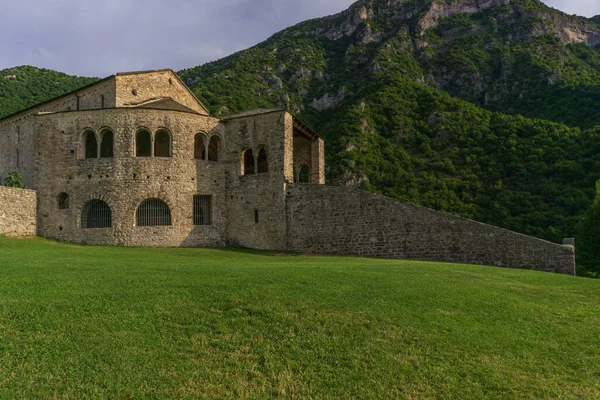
[193, 195, 212, 226]
[83, 200, 112, 229]
[137, 199, 172, 226]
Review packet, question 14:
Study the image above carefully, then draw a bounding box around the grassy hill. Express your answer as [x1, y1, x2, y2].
[1, 237, 599, 398]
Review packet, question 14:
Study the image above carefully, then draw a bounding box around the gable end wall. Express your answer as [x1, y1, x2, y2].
[115, 72, 208, 115]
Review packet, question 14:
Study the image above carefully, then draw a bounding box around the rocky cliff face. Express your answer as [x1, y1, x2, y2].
[538, 9, 600, 46]
[417, 0, 510, 31]
[291, 0, 600, 46]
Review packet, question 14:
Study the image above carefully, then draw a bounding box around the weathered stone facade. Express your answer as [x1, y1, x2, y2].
[0, 69, 576, 274]
[0, 187, 36, 237]
[0, 70, 325, 249]
[285, 185, 576, 275]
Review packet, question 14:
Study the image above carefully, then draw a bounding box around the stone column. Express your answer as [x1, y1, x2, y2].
[283, 113, 294, 182]
[311, 138, 325, 184]
[204, 136, 209, 161]
[96, 133, 101, 159]
[254, 147, 258, 175]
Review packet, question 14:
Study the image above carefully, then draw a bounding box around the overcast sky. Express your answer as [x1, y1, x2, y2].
[0, 0, 598, 78]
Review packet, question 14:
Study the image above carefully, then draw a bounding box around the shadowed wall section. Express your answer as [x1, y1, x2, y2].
[285, 185, 576, 275]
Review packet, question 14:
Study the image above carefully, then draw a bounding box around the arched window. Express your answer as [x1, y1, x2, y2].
[136, 199, 172, 226]
[194, 133, 206, 160]
[136, 130, 152, 157]
[257, 146, 268, 173]
[84, 131, 97, 159]
[57, 193, 69, 210]
[298, 164, 310, 183]
[208, 136, 221, 162]
[82, 200, 112, 229]
[242, 149, 255, 175]
[154, 129, 171, 157]
[100, 130, 114, 158]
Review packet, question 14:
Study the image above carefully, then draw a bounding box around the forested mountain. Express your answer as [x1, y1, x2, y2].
[3, 0, 600, 243]
[0, 66, 97, 118]
[179, 0, 600, 242]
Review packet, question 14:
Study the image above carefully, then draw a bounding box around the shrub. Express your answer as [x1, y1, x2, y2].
[3, 170, 24, 189]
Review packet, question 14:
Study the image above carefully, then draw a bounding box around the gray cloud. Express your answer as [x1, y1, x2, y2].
[0, 0, 597, 78]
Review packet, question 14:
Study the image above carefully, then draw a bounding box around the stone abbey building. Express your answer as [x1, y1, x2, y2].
[0, 69, 576, 274]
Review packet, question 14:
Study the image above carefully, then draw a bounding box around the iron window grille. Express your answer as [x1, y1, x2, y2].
[83, 200, 112, 228]
[137, 199, 172, 226]
[193, 195, 212, 226]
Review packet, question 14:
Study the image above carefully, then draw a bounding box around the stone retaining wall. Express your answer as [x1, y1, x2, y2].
[286, 185, 576, 275]
[0, 186, 37, 237]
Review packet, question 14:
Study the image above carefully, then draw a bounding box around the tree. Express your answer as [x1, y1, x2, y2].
[3, 170, 24, 189]
[576, 180, 600, 277]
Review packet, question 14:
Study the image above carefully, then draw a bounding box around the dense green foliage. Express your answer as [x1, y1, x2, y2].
[178, 0, 600, 245]
[318, 75, 600, 241]
[576, 180, 600, 277]
[1, 237, 600, 398]
[3, 170, 24, 188]
[0, 66, 97, 119]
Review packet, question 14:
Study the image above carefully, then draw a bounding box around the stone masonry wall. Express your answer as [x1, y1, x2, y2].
[0, 70, 201, 188]
[0, 79, 115, 187]
[222, 111, 291, 250]
[286, 185, 576, 275]
[115, 71, 209, 115]
[34, 109, 224, 247]
[0, 186, 37, 237]
[0, 116, 36, 187]
[30, 107, 317, 250]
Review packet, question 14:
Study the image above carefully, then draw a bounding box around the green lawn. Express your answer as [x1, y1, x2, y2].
[1, 237, 599, 399]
